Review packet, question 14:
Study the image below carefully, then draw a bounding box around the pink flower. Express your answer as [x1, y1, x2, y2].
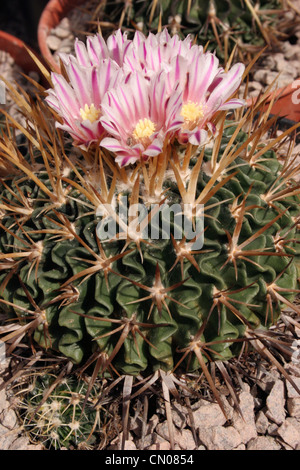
[100, 71, 183, 167]
[45, 58, 122, 148]
[59, 29, 132, 68]
[45, 28, 245, 159]
[123, 29, 198, 79]
[175, 52, 245, 145]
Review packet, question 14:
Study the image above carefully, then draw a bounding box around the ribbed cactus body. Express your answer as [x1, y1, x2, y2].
[1, 125, 299, 375]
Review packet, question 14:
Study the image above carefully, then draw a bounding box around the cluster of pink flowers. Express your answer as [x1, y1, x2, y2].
[46, 29, 245, 167]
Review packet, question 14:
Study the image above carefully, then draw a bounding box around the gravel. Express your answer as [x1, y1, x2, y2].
[1, 338, 300, 450]
[0, 51, 41, 130]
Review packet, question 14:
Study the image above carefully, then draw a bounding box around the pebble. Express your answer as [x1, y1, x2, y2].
[287, 398, 300, 417]
[247, 436, 281, 450]
[53, 18, 72, 39]
[286, 376, 300, 398]
[192, 401, 229, 428]
[266, 380, 286, 425]
[198, 425, 242, 450]
[156, 421, 196, 450]
[46, 35, 62, 51]
[231, 384, 257, 444]
[276, 418, 300, 449]
[255, 410, 270, 435]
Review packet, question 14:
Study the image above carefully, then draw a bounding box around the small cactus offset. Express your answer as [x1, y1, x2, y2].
[0, 28, 299, 440]
[17, 373, 106, 449]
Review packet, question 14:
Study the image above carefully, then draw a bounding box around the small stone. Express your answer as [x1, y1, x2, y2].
[107, 439, 137, 451]
[287, 398, 300, 418]
[281, 42, 300, 60]
[276, 418, 300, 449]
[192, 402, 228, 429]
[0, 389, 17, 430]
[198, 426, 242, 451]
[0, 408, 17, 430]
[46, 35, 62, 51]
[256, 367, 280, 393]
[286, 376, 300, 398]
[0, 389, 7, 412]
[26, 444, 44, 450]
[247, 436, 281, 450]
[285, 364, 300, 378]
[146, 440, 180, 451]
[233, 444, 246, 450]
[171, 403, 187, 428]
[108, 431, 135, 450]
[253, 69, 268, 85]
[255, 410, 270, 435]
[264, 71, 281, 86]
[178, 429, 196, 450]
[58, 17, 71, 31]
[0, 424, 19, 450]
[273, 52, 286, 72]
[262, 55, 276, 70]
[139, 433, 153, 449]
[0, 433, 17, 450]
[59, 37, 75, 49]
[156, 422, 196, 449]
[54, 24, 71, 39]
[267, 423, 279, 436]
[248, 81, 263, 91]
[123, 440, 137, 450]
[232, 385, 257, 444]
[266, 380, 286, 425]
[9, 436, 35, 450]
[277, 73, 296, 88]
[289, 60, 300, 76]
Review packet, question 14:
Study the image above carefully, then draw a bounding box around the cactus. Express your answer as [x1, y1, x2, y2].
[86, 0, 292, 61]
[16, 373, 109, 449]
[0, 28, 299, 446]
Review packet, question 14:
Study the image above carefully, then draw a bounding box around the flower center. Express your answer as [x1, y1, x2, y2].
[181, 101, 204, 126]
[80, 103, 101, 123]
[132, 118, 156, 142]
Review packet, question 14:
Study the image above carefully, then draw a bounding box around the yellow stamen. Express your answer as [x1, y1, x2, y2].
[80, 103, 101, 123]
[132, 118, 156, 142]
[181, 101, 204, 124]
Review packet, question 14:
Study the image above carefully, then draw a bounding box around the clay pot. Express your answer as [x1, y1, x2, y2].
[0, 30, 47, 83]
[37, 0, 86, 72]
[247, 79, 300, 122]
[38, 1, 300, 122]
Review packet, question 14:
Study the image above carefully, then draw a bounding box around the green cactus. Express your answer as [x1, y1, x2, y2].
[0, 113, 299, 379]
[17, 373, 108, 449]
[0, 25, 299, 449]
[89, 0, 290, 60]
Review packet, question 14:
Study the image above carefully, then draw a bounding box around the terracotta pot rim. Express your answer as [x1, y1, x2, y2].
[37, 0, 86, 72]
[246, 78, 300, 121]
[246, 78, 300, 104]
[37, 1, 300, 120]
